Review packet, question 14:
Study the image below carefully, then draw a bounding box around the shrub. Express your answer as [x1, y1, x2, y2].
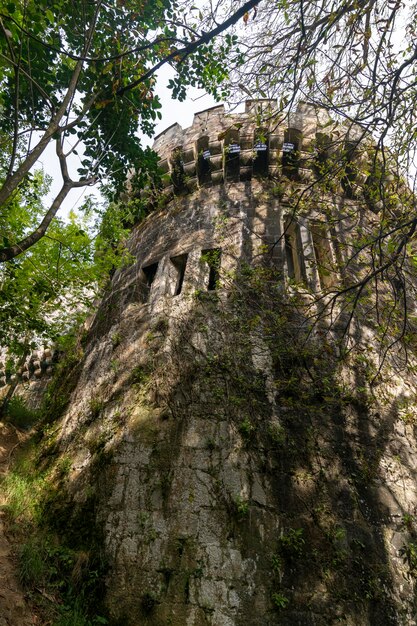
[271, 592, 289, 609]
[234, 495, 250, 519]
[5, 395, 39, 429]
[279, 528, 305, 557]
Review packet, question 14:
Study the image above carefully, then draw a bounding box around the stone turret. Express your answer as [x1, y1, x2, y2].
[0, 347, 56, 388]
[6, 101, 417, 626]
[95, 100, 374, 334]
[47, 100, 416, 626]
[0, 346, 57, 412]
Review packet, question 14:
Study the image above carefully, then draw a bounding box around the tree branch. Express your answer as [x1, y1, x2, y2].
[0, 1, 102, 209]
[0, 136, 96, 262]
[117, 0, 262, 96]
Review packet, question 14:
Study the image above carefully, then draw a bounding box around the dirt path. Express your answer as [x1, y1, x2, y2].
[0, 421, 35, 626]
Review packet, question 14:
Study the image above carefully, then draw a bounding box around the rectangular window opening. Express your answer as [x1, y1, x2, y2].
[253, 131, 269, 177]
[310, 223, 336, 290]
[197, 136, 212, 186]
[202, 248, 221, 291]
[141, 262, 158, 302]
[170, 254, 188, 296]
[284, 222, 306, 283]
[282, 128, 302, 180]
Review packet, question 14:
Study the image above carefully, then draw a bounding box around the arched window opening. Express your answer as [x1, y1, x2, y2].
[170, 254, 188, 296]
[253, 129, 269, 177]
[201, 249, 221, 290]
[341, 141, 358, 199]
[140, 262, 158, 302]
[284, 220, 306, 283]
[197, 136, 212, 186]
[170, 147, 187, 194]
[282, 128, 301, 179]
[224, 129, 240, 182]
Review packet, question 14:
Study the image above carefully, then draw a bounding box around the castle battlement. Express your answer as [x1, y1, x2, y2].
[1, 101, 399, 393]
[151, 100, 369, 200]
[0, 347, 57, 388]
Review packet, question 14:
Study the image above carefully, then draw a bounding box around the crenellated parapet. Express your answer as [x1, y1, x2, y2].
[0, 346, 57, 388]
[150, 99, 378, 203]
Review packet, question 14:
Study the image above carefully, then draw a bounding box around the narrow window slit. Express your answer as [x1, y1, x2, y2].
[284, 221, 306, 283]
[253, 129, 269, 177]
[170, 254, 188, 296]
[341, 141, 358, 199]
[197, 136, 212, 186]
[202, 249, 221, 290]
[141, 262, 158, 302]
[285, 234, 295, 280]
[282, 128, 302, 179]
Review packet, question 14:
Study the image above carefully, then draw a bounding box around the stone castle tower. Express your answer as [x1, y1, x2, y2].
[13, 101, 417, 625]
[100, 99, 363, 323]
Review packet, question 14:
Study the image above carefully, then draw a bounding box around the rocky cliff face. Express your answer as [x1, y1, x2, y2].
[32, 102, 417, 625]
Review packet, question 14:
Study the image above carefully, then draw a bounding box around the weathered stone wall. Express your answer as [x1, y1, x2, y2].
[36, 102, 417, 625]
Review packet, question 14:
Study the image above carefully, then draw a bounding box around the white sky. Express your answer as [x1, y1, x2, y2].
[38, 65, 218, 217]
[142, 65, 218, 147]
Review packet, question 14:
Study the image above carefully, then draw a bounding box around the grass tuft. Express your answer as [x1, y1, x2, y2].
[5, 396, 40, 430]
